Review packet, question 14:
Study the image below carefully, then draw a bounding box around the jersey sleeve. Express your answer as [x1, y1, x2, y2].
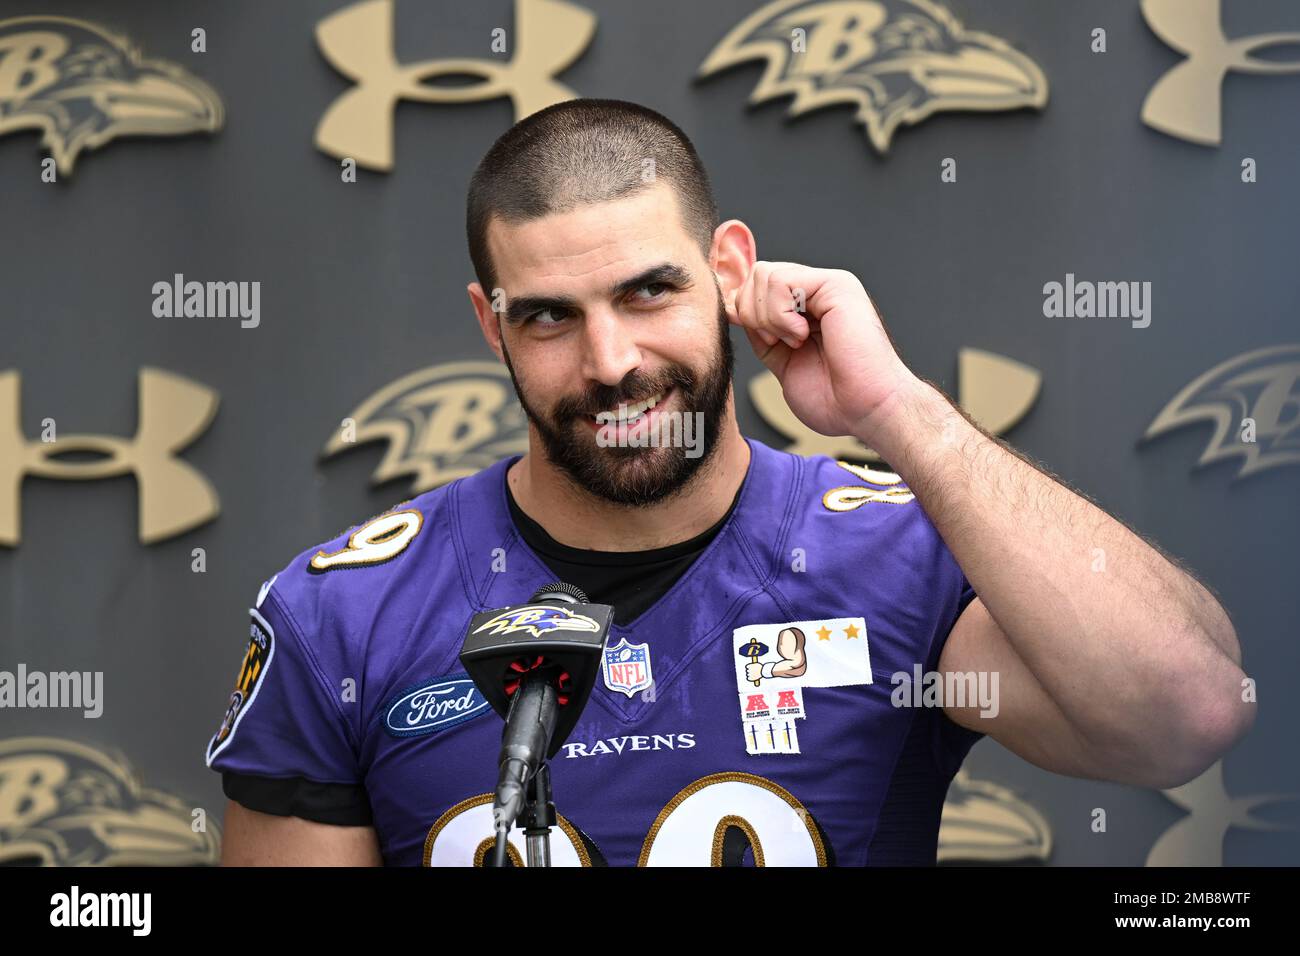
[954, 575, 978, 624]
[931, 570, 986, 776]
[204, 579, 373, 825]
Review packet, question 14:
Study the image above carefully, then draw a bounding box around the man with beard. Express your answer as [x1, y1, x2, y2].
[208, 99, 1251, 866]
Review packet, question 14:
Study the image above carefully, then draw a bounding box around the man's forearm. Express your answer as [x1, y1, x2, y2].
[856, 376, 1249, 749]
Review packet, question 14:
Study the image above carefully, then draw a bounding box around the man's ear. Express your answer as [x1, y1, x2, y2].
[710, 220, 757, 317]
[467, 282, 505, 362]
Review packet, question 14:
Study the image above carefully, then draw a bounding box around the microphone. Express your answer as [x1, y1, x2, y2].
[492, 664, 557, 847]
[459, 582, 612, 866]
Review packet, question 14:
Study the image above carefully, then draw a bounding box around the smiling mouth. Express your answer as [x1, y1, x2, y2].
[587, 387, 672, 429]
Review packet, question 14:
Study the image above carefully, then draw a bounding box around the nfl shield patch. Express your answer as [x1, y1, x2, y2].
[602, 637, 653, 698]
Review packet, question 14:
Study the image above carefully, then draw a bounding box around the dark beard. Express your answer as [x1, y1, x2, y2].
[501, 293, 735, 506]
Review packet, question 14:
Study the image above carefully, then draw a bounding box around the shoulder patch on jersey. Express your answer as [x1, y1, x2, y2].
[381, 673, 491, 738]
[308, 507, 423, 573]
[206, 608, 275, 764]
[821, 460, 915, 510]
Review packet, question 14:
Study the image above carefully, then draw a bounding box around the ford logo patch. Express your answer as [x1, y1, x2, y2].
[382, 674, 491, 738]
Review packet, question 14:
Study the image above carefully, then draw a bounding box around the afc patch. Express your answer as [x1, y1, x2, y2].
[382, 673, 491, 738]
[731, 616, 871, 755]
[206, 609, 274, 764]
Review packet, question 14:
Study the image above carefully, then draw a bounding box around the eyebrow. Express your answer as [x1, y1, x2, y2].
[502, 263, 694, 324]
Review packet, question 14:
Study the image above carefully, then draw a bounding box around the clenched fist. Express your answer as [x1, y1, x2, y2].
[724, 261, 920, 442]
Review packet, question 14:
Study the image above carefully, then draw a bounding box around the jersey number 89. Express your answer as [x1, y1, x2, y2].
[423, 771, 830, 866]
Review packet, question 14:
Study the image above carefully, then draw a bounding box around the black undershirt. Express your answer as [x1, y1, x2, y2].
[506, 483, 743, 627]
[225, 484, 743, 826]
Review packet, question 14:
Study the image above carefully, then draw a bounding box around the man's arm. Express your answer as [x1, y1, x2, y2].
[865, 379, 1254, 789]
[724, 259, 1255, 790]
[220, 800, 383, 866]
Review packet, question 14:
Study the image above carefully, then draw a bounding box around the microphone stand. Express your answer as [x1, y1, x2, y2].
[490, 761, 555, 867]
[522, 762, 556, 867]
[490, 674, 559, 868]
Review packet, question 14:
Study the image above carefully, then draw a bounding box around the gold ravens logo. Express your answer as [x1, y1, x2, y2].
[0, 736, 220, 866]
[322, 362, 529, 493]
[473, 605, 601, 638]
[698, 0, 1048, 153]
[938, 769, 1052, 864]
[1143, 345, 1300, 479]
[0, 16, 223, 174]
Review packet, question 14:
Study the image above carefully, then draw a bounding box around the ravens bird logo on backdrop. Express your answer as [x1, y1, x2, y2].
[1143, 345, 1300, 479]
[0, 737, 220, 866]
[698, 0, 1047, 153]
[0, 16, 223, 174]
[323, 362, 529, 494]
[937, 769, 1052, 864]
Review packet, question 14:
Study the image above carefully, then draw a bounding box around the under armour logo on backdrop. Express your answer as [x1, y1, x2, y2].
[0, 368, 220, 545]
[313, 0, 596, 171]
[1141, 0, 1300, 145]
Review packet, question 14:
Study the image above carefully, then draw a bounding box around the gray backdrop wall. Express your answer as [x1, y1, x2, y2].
[2, 0, 1297, 865]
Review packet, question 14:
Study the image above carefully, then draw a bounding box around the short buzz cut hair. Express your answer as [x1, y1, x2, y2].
[466, 98, 720, 294]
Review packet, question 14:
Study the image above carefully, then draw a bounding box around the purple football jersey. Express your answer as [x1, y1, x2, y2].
[206, 437, 983, 865]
